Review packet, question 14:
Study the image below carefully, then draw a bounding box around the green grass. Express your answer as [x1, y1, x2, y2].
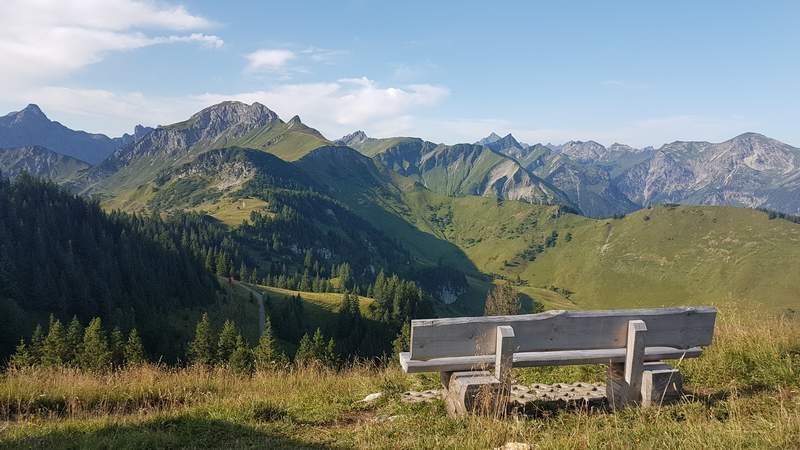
[380, 189, 800, 313]
[257, 286, 373, 317]
[1, 308, 798, 449]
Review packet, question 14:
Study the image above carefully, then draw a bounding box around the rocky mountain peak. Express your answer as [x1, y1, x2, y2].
[187, 101, 279, 132]
[559, 140, 608, 161]
[476, 132, 503, 145]
[18, 104, 47, 120]
[286, 115, 303, 129]
[336, 130, 369, 146]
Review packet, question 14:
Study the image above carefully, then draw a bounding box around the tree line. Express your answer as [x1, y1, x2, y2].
[0, 175, 220, 361]
[10, 315, 145, 370]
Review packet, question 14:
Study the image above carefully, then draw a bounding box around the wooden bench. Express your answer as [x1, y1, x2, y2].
[399, 306, 717, 416]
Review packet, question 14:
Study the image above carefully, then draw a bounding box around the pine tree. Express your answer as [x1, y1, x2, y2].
[484, 284, 520, 316]
[238, 261, 247, 281]
[124, 328, 146, 366]
[110, 327, 125, 367]
[79, 317, 112, 371]
[188, 312, 216, 366]
[392, 322, 412, 354]
[65, 316, 83, 365]
[294, 333, 314, 366]
[41, 316, 68, 366]
[217, 319, 238, 364]
[253, 317, 286, 370]
[324, 337, 338, 368]
[216, 251, 229, 277]
[205, 249, 216, 273]
[29, 324, 45, 364]
[9, 338, 33, 368]
[229, 335, 254, 375]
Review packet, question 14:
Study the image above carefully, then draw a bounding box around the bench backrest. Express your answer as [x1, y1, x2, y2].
[409, 307, 717, 360]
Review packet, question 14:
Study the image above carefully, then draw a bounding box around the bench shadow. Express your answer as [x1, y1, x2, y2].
[508, 397, 610, 418]
[2, 415, 350, 450]
[683, 383, 774, 408]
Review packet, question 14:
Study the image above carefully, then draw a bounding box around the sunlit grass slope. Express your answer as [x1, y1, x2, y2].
[1, 308, 797, 449]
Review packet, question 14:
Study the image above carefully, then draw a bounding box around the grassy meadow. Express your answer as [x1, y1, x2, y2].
[1, 307, 798, 449]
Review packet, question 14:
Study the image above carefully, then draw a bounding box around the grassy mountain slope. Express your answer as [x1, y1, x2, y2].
[395, 193, 800, 311]
[295, 145, 800, 313]
[2, 308, 798, 449]
[81, 103, 328, 200]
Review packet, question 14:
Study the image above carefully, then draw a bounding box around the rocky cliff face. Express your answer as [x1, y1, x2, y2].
[618, 133, 800, 213]
[0, 145, 90, 181]
[112, 101, 280, 165]
[374, 138, 572, 207]
[480, 131, 800, 216]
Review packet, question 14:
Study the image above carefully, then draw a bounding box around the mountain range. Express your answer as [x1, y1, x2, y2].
[3, 102, 799, 217]
[1, 101, 799, 313]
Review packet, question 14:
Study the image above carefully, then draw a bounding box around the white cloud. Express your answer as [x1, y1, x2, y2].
[0, 0, 221, 87]
[196, 78, 450, 138]
[5, 78, 450, 138]
[245, 49, 297, 72]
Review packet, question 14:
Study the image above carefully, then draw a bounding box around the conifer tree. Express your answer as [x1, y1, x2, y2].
[392, 322, 412, 354]
[188, 312, 216, 366]
[484, 284, 520, 316]
[65, 316, 83, 364]
[217, 319, 238, 364]
[124, 328, 146, 366]
[294, 333, 314, 366]
[10, 338, 33, 369]
[253, 317, 288, 370]
[238, 261, 247, 281]
[29, 324, 45, 364]
[41, 316, 68, 366]
[324, 337, 338, 368]
[229, 334, 254, 375]
[79, 317, 112, 371]
[110, 327, 125, 367]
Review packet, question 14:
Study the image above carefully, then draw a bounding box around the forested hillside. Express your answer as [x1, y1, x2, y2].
[0, 175, 222, 360]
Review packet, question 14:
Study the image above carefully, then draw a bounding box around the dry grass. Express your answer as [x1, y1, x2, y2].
[1, 309, 798, 449]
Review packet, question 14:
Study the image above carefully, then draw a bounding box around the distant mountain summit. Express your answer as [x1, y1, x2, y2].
[618, 132, 800, 212]
[0, 104, 120, 164]
[336, 130, 370, 147]
[475, 132, 503, 146]
[0, 145, 90, 181]
[79, 101, 329, 196]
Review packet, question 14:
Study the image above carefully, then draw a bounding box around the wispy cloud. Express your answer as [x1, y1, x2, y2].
[244, 49, 297, 72]
[0, 0, 222, 87]
[10, 78, 450, 138]
[243, 46, 346, 77]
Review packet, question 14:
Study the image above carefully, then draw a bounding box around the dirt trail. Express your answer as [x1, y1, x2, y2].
[236, 281, 265, 337]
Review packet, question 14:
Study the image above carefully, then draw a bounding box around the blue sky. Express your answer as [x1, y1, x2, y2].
[0, 0, 798, 147]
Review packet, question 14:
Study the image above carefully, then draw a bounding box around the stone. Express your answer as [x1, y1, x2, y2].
[445, 371, 508, 417]
[607, 362, 683, 408]
[357, 392, 383, 403]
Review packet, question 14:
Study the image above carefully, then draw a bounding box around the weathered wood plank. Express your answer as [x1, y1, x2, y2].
[494, 325, 515, 384]
[410, 307, 716, 360]
[623, 320, 647, 405]
[399, 346, 703, 374]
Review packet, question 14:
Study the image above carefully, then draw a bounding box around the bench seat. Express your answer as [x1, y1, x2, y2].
[399, 345, 703, 373]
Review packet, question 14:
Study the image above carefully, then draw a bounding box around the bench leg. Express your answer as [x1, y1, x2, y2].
[607, 319, 647, 409]
[440, 371, 453, 390]
[609, 361, 684, 408]
[444, 325, 516, 417]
